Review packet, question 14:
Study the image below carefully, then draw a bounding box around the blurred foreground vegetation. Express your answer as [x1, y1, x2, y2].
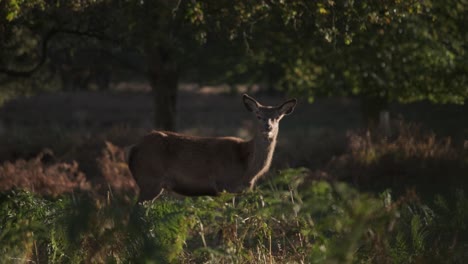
[1, 124, 466, 263]
[0, 0, 466, 262]
[1, 171, 467, 263]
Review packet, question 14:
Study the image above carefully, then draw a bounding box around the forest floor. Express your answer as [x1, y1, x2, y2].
[0, 84, 467, 262]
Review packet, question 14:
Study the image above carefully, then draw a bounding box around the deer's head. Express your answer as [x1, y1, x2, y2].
[243, 94, 297, 139]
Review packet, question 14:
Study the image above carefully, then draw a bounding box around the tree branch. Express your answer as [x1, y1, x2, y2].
[0, 28, 113, 78]
[0, 29, 58, 77]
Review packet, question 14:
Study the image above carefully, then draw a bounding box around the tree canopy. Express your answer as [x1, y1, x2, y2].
[1, 0, 466, 128]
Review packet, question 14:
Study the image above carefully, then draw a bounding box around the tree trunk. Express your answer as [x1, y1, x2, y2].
[361, 96, 391, 137]
[378, 110, 391, 137]
[148, 49, 179, 131]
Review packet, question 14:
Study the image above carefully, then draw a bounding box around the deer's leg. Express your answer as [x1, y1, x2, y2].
[138, 179, 164, 202]
[138, 187, 162, 202]
[151, 188, 165, 202]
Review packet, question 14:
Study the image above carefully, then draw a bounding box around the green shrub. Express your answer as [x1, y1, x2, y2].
[0, 168, 467, 263]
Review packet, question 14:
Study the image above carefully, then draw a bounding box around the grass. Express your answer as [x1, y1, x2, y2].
[321, 123, 468, 198]
[1, 171, 467, 263]
[0, 119, 466, 263]
[0, 90, 466, 263]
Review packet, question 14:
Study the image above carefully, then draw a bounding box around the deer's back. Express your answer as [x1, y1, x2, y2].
[130, 131, 250, 194]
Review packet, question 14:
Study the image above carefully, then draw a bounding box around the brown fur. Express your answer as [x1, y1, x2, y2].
[127, 94, 296, 201]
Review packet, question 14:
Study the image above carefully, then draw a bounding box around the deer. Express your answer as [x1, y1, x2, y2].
[127, 94, 297, 201]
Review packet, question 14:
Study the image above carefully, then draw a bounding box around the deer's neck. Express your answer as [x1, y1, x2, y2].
[244, 130, 278, 188]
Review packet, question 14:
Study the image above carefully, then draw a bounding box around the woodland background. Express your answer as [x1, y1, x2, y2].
[0, 1, 467, 263]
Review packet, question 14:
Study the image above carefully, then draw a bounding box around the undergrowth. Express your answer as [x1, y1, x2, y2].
[317, 123, 468, 197]
[0, 123, 466, 263]
[1, 168, 467, 263]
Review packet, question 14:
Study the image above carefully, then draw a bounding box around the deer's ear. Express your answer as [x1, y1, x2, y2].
[243, 94, 259, 112]
[278, 99, 297, 115]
